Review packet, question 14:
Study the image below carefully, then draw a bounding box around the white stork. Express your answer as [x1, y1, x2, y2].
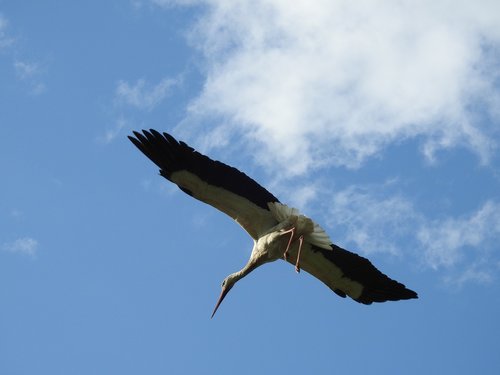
[129, 129, 418, 317]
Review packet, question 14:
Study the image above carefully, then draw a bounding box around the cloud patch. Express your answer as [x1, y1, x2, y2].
[115, 77, 177, 111]
[0, 13, 14, 49]
[13, 60, 46, 95]
[98, 117, 128, 144]
[158, 0, 500, 174]
[2, 237, 38, 258]
[327, 186, 500, 285]
[418, 201, 500, 269]
[327, 186, 418, 255]
[100, 77, 178, 143]
[0, 14, 47, 94]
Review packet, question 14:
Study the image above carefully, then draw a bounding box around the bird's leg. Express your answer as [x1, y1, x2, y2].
[295, 235, 304, 273]
[280, 227, 296, 261]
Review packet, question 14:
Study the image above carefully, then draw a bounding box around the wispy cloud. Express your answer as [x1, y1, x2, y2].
[155, 0, 500, 175]
[102, 76, 179, 144]
[115, 77, 177, 111]
[13, 60, 39, 79]
[326, 185, 500, 285]
[150, 0, 196, 7]
[327, 185, 419, 255]
[2, 237, 38, 258]
[98, 117, 128, 144]
[13, 60, 47, 95]
[0, 13, 47, 95]
[0, 13, 14, 49]
[418, 201, 500, 269]
[443, 261, 494, 288]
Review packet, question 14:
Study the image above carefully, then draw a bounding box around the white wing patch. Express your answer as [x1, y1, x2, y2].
[171, 170, 277, 240]
[268, 202, 332, 250]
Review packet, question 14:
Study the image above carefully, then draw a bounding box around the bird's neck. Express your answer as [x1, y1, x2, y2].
[232, 256, 261, 282]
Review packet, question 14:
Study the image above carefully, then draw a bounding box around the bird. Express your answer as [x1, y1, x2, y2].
[128, 129, 418, 317]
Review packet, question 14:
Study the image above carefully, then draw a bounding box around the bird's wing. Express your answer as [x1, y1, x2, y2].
[288, 242, 418, 304]
[128, 129, 279, 240]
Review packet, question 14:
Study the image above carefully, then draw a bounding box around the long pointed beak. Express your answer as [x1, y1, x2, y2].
[211, 285, 231, 319]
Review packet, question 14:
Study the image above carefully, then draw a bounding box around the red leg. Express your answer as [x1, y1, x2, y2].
[281, 227, 295, 261]
[295, 235, 304, 273]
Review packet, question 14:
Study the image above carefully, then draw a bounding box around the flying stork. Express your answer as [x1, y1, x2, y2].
[128, 129, 418, 317]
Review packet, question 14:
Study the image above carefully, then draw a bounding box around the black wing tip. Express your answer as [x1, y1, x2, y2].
[356, 282, 418, 305]
[313, 244, 418, 305]
[128, 129, 171, 142]
[406, 290, 419, 301]
[128, 129, 180, 176]
[128, 134, 142, 147]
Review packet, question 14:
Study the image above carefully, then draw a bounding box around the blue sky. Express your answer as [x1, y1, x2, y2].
[1, 1, 500, 374]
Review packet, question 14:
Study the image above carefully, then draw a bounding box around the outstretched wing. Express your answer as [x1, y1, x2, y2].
[128, 129, 279, 239]
[289, 242, 418, 304]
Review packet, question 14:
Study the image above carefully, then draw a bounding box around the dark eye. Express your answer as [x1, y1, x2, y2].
[221, 280, 226, 287]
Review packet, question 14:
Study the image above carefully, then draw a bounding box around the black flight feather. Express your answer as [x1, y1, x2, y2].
[128, 129, 279, 210]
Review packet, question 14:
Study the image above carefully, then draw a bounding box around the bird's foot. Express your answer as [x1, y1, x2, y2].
[294, 235, 304, 273]
[281, 227, 296, 261]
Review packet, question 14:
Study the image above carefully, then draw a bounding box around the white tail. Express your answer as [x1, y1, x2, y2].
[268, 202, 332, 250]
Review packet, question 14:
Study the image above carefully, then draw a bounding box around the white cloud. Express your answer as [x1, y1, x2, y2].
[103, 77, 177, 144]
[151, 0, 197, 7]
[115, 77, 177, 111]
[2, 237, 38, 258]
[325, 185, 500, 284]
[13, 60, 47, 95]
[98, 117, 128, 144]
[418, 201, 500, 269]
[0, 15, 46, 94]
[443, 261, 494, 288]
[327, 185, 418, 255]
[287, 184, 318, 211]
[104, 77, 178, 143]
[159, 0, 500, 174]
[0, 13, 14, 49]
[14, 60, 39, 79]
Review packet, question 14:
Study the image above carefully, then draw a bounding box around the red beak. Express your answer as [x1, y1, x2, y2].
[211, 285, 231, 319]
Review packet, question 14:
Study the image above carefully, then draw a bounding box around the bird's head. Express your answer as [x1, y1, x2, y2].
[211, 273, 239, 318]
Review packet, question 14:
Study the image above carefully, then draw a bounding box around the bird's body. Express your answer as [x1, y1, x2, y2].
[128, 129, 418, 316]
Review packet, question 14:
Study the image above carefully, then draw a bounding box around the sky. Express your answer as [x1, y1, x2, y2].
[1, 1, 500, 374]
